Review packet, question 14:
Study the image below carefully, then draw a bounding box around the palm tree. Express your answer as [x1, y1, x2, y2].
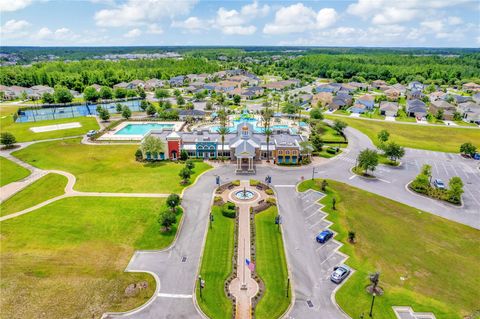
[261, 106, 274, 162]
[217, 126, 230, 161]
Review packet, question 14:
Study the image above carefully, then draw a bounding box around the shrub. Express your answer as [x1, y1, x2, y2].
[232, 180, 240, 186]
[250, 179, 259, 186]
[180, 149, 189, 161]
[326, 147, 339, 154]
[265, 189, 274, 195]
[222, 202, 236, 218]
[266, 197, 276, 205]
[135, 149, 143, 160]
[410, 174, 430, 194]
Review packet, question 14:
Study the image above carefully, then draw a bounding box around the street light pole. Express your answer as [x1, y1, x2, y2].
[286, 277, 290, 298]
[198, 275, 203, 299]
[369, 292, 376, 317]
[311, 167, 315, 180]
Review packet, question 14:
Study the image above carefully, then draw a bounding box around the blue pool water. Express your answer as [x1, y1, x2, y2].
[115, 123, 175, 136]
[210, 122, 294, 134]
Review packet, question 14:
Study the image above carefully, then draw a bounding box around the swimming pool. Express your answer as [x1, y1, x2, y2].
[210, 123, 293, 134]
[115, 123, 175, 136]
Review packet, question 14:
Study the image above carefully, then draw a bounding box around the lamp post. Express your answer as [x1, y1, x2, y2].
[198, 275, 204, 298]
[312, 167, 317, 180]
[369, 292, 376, 317]
[286, 277, 290, 298]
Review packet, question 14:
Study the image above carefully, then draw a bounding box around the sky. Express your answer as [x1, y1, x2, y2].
[1, 0, 479, 47]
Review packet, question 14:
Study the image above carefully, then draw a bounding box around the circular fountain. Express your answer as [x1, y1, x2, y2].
[234, 189, 255, 200]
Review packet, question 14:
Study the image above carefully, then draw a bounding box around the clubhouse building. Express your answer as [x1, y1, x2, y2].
[144, 122, 307, 172]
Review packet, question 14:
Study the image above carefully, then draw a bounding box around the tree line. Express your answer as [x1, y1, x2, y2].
[0, 57, 220, 91]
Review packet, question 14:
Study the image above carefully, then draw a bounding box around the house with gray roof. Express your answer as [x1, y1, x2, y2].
[406, 99, 427, 118]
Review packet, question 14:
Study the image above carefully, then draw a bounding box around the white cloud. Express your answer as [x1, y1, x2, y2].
[36, 27, 53, 40]
[147, 24, 163, 34]
[124, 28, 142, 38]
[421, 20, 444, 33]
[172, 17, 210, 32]
[94, 0, 197, 27]
[213, 1, 269, 35]
[0, 19, 31, 35]
[263, 3, 337, 35]
[447, 16, 463, 25]
[0, 0, 32, 12]
[347, 0, 472, 25]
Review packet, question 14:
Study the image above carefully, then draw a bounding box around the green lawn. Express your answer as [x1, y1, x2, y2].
[254, 206, 291, 319]
[298, 180, 480, 319]
[1, 116, 100, 142]
[313, 121, 346, 143]
[13, 138, 212, 193]
[325, 115, 480, 153]
[360, 108, 385, 120]
[0, 196, 181, 319]
[196, 205, 235, 319]
[0, 156, 31, 187]
[0, 173, 67, 217]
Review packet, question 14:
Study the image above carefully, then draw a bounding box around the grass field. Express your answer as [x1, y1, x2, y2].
[0, 156, 31, 187]
[326, 115, 480, 153]
[0, 116, 100, 142]
[13, 138, 212, 193]
[314, 121, 346, 143]
[0, 173, 67, 217]
[298, 180, 480, 319]
[254, 206, 291, 319]
[196, 205, 235, 319]
[0, 196, 181, 319]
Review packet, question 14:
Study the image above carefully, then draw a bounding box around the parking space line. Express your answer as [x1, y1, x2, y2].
[157, 293, 192, 299]
[319, 251, 338, 266]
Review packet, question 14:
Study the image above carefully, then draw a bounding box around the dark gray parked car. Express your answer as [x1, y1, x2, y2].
[330, 264, 351, 284]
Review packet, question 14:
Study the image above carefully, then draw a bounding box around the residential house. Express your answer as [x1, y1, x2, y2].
[311, 92, 333, 107]
[406, 99, 427, 118]
[113, 82, 129, 89]
[262, 79, 300, 91]
[348, 82, 368, 90]
[330, 95, 353, 110]
[214, 80, 239, 93]
[355, 94, 375, 109]
[408, 81, 424, 91]
[128, 80, 145, 89]
[350, 102, 368, 114]
[8, 86, 31, 99]
[430, 100, 457, 120]
[169, 75, 186, 87]
[429, 91, 446, 102]
[371, 80, 387, 90]
[379, 101, 399, 117]
[458, 101, 480, 124]
[384, 88, 400, 100]
[462, 82, 480, 92]
[391, 83, 406, 95]
[406, 89, 424, 100]
[145, 78, 165, 91]
[451, 94, 472, 105]
[339, 83, 356, 94]
[315, 83, 338, 94]
[473, 92, 480, 104]
[229, 86, 264, 99]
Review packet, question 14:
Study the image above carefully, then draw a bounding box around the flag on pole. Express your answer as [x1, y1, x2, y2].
[245, 259, 255, 272]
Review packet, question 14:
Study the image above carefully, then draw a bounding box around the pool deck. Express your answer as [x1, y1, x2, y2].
[97, 121, 185, 141]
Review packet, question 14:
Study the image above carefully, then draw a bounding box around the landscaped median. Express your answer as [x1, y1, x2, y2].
[0, 156, 30, 187]
[254, 205, 291, 319]
[0, 196, 181, 319]
[298, 179, 480, 319]
[196, 181, 291, 319]
[196, 204, 235, 319]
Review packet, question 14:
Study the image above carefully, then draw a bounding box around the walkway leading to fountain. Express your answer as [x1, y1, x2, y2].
[221, 180, 266, 319]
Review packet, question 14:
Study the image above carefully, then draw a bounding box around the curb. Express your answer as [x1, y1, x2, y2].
[404, 182, 464, 209]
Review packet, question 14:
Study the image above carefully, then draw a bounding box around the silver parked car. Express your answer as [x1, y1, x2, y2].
[331, 264, 351, 284]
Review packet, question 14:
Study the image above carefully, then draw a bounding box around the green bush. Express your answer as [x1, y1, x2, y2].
[250, 179, 260, 186]
[265, 189, 274, 195]
[222, 202, 236, 218]
[232, 180, 240, 186]
[326, 146, 339, 154]
[266, 197, 276, 205]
